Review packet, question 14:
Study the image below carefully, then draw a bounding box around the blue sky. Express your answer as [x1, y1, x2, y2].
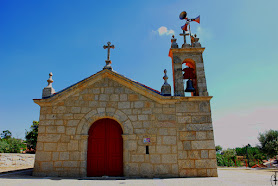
[0, 0, 277, 148]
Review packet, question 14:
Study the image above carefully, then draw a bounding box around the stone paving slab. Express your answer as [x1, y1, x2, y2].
[0, 168, 277, 186]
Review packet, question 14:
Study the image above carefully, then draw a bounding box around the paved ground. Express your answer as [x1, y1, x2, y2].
[0, 168, 277, 186]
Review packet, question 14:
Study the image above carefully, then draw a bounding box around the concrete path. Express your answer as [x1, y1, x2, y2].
[0, 168, 277, 186]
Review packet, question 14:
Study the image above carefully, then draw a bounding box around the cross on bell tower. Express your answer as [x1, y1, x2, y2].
[103, 41, 115, 70]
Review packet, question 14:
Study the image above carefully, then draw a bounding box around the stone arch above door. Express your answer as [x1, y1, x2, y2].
[76, 108, 133, 135]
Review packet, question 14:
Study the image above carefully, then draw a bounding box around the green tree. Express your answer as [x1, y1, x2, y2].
[215, 145, 223, 152]
[235, 147, 246, 156]
[25, 121, 39, 149]
[258, 129, 278, 158]
[1, 130, 12, 139]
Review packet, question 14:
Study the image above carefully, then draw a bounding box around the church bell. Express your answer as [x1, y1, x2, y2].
[185, 79, 195, 92]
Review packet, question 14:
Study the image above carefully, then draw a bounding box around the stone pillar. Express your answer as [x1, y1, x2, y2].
[122, 134, 130, 177]
[122, 134, 137, 177]
[172, 55, 184, 96]
[169, 36, 184, 96]
[42, 72, 55, 98]
[195, 55, 209, 96]
[80, 135, 89, 177]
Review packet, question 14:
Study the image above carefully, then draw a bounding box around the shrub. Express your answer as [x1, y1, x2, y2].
[0, 140, 9, 153]
[0, 138, 26, 153]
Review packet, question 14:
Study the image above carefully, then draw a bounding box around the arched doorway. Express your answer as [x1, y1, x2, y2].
[87, 118, 123, 177]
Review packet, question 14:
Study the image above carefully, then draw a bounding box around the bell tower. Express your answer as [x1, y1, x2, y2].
[169, 12, 208, 97]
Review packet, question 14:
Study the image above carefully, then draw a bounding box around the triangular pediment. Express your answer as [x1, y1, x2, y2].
[34, 69, 212, 106]
[34, 69, 167, 105]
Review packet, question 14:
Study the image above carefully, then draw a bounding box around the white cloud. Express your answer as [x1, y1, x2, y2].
[157, 26, 175, 36]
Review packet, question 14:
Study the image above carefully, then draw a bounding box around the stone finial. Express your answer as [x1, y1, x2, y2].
[47, 72, 53, 87]
[163, 69, 169, 85]
[191, 34, 202, 48]
[161, 69, 171, 96]
[42, 72, 55, 98]
[171, 35, 178, 48]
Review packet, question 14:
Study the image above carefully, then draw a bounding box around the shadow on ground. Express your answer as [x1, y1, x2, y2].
[0, 168, 208, 181]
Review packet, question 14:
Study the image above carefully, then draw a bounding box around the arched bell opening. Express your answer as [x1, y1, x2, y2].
[182, 58, 199, 96]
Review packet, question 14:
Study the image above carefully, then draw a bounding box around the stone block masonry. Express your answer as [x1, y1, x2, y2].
[33, 70, 217, 178]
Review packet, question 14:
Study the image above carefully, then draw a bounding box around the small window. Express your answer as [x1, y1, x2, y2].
[146, 146, 149, 154]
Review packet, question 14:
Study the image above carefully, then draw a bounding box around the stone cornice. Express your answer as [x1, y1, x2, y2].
[170, 47, 205, 54]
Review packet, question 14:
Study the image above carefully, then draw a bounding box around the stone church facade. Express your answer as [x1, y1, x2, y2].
[33, 36, 218, 178]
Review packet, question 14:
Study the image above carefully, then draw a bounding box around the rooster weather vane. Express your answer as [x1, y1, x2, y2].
[179, 11, 200, 46]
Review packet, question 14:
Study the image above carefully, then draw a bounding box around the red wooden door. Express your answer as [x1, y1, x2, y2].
[87, 118, 123, 177]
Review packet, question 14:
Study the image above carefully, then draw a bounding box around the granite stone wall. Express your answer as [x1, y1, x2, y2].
[34, 76, 217, 177]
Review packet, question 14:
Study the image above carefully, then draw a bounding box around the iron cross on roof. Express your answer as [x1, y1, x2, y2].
[103, 42, 115, 61]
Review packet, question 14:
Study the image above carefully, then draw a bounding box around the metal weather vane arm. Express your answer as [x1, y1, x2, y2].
[179, 11, 200, 45]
